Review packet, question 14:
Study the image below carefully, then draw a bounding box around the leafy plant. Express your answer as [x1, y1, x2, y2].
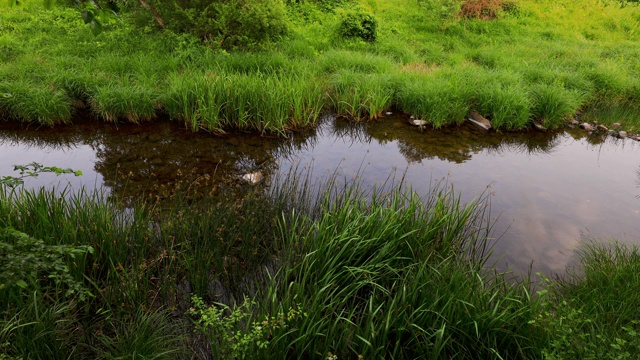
[0, 162, 83, 188]
[188, 295, 304, 359]
[419, 0, 463, 21]
[0, 226, 93, 299]
[338, 6, 378, 42]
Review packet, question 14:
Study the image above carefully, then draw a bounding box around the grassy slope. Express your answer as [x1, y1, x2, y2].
[1, 0, 640, 132]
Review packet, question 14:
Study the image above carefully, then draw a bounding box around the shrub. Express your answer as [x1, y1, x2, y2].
[419, 0, 463, 21]
[142, 0, 289, 50]
[460, 0, 505, 19]
[338, 6, 377, 42]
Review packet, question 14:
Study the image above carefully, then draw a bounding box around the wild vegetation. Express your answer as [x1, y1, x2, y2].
[2, 0, 640, 358]
[1, 166, 640, 358]
[0, 0, 639, 132]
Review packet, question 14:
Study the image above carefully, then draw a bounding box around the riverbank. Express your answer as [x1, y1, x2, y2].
[1, 171, 639, 358]
[1, 0, 640, 133]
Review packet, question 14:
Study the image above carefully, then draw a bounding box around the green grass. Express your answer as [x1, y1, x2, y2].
[536, 241, 640, 359]
[2, 168, 640, 358]
[1, 0, 639, 131]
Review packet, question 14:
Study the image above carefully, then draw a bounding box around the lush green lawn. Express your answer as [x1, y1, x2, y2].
[1, 0, 639, 132]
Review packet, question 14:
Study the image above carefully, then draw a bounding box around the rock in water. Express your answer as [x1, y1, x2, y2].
[596, 124, 608, 132]
[242, 172, 263, 184]
[566, 117, 580, 126]
[533, 121, 546, 131]
[580, 123, 594, 131]
[467, 112, 491, 131]
[410, 119, 428, 127]
[618, 131, 628, 139]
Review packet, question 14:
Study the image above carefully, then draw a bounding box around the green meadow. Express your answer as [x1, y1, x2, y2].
[0, 0, 639, 132]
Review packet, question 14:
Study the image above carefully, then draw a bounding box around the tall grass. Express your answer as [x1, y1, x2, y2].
[163, 71, 324, 133]
[396, 69, 473, 127]
[0, 79, 72, 125]
[254, 185, 544, 359]
[474, 70, 532, 129]
[3, 168, 640, 357]
[537, 241, 640, 359]
[329, 70, 394, 120]
[2, 1, 640, 131]
[529, 83, 585, 129]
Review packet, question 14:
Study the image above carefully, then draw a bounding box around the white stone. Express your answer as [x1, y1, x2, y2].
[242, 172, 263, 184]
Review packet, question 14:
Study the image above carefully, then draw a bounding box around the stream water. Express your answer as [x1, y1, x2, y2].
[1, 114, 639, 276]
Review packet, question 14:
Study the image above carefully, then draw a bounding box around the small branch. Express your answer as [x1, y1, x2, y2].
[137, 0, 165, 29]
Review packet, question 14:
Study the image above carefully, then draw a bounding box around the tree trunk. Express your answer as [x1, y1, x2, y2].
[137, 0, 165, 28]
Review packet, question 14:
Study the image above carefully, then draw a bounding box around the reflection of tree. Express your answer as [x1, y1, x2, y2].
[0, 120, 92, 150]
[0, 119, 314, 201]
[363, 117, 607, 164]
[0, 115, 618, 200]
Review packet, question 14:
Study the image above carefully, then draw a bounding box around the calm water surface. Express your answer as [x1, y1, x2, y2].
[1, 115, 639, 276]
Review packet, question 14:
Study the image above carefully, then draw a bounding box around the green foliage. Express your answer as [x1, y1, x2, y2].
[0, 293, 80, 359]
[97, 308, 184, 359]
[537, 299, 640, 360]
[78, 1, 119, 36]
[533, 242, 640, 359]
[419, 0, 463, 21]
[0, 226, 93, 299]
[149, 0, 289, 50]
[263, 186, 543, 359]
[338, 6, 378, 42]
[0, 162, 83, 188]
[189, 296, 304, 359]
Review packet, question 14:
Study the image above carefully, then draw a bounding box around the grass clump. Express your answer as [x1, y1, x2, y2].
[164, 71, 323, 133]
[535, 241, 640, 359]
[328, 70, 394, 120]
[259, 186, 542, 359]
[396, 69, 472, 127]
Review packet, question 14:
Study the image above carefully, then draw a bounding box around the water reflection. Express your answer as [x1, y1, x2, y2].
[1, 115, 639, 276]
[0, 119, 315, 199]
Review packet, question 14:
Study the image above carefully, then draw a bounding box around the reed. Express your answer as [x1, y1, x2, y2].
[253, 184, 544, 359]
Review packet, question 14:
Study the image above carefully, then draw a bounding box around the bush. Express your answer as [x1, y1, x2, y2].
[419, 0, 463, 21]
[143, 0, 289, 50]
[460, 0, 505, 19]
[338, 6, 377, 42]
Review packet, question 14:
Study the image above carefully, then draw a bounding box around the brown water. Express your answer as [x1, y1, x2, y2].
[1, 115, 639, 276]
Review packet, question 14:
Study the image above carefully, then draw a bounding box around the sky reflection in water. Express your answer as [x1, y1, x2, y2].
[1, 116, 639, 276]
